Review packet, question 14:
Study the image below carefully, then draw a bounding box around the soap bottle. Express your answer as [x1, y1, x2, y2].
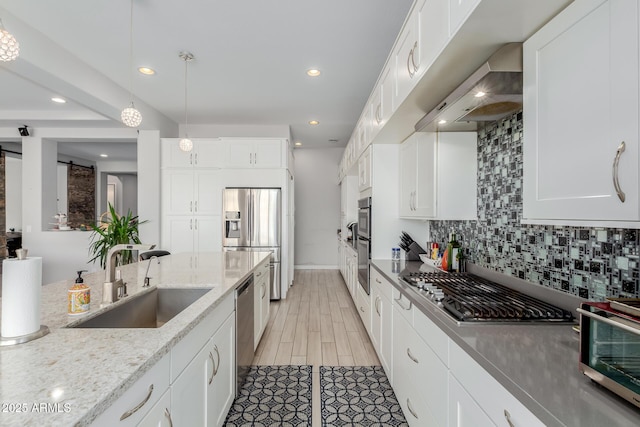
[68, 270, 90, 315]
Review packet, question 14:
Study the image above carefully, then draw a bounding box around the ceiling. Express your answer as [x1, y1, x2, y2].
[0, 0, 413, 160]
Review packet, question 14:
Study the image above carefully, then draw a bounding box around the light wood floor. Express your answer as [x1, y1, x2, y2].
[252, 269, 380, 427]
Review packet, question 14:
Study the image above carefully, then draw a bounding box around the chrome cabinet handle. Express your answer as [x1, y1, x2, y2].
[190, 219, 193, 230]
[407, 348, 419, 363]
[375, 296, 381, 316]
[213, 344, 220, 376]
[504, 409, 515, 427]
[375, 104, 382, 124]
[195, 201, 198, 212]
[394, 295, 412, 311]
[261, 283, 266, 299]
[613, 141, 626, 202]
[120, 384, 153, 420]
[195, 153, 198, 165]
[407, 398, 418, 419]
[195, 219, 198, 230]
[406, 47, 414, 78]
[375, 278, 382, 284]
[208, 351, 216, 385]
[360, 305, 365, 313]
[256, 271, 262, 277]
[410, 41, 419, 74]
[577, 308, 640, 336]
[165, 408, 174, 427]
[254, 152, 257, 164]
[190, 201, 193, 212]
[190, 153, 193, 165]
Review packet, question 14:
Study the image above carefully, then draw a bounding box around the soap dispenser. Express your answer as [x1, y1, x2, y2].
[68, 270, 90, 315]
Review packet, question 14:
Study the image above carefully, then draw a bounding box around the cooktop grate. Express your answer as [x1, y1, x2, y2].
[402, 272, 574, 323]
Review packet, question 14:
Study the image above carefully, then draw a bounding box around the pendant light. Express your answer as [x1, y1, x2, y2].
[0, 17, 19, 62]
[178, 51, 194, 152]
[121, 0, 142, 127]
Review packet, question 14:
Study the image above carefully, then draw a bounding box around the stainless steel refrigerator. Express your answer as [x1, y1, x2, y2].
[223, 188, 282, 299]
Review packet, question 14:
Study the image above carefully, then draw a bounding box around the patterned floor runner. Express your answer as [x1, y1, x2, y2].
[224, 365, 312, 426]
[320, 366, 408, 427]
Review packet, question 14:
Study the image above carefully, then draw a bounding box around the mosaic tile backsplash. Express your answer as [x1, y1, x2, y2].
[430, 111, 639, 300]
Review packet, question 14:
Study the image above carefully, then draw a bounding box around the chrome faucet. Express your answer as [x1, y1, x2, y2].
[101, 243, 155, 306]
[143, 256, 160, 287]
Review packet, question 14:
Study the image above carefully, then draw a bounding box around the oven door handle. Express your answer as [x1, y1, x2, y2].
[577, 308, 640, 336]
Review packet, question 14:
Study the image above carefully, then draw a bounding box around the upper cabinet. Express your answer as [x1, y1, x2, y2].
[161, 138, 224, 168]
[417, 0, 449, 71]
[400, 132, 477, 220]
[222, 138, 285, 169]
[358, 146, 372, 193]
[449, 0, 481, 36]
[393, 12, 420, 109]
[523, 0, 639, 225]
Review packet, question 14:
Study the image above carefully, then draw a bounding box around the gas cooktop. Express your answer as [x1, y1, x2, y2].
[401, 271, 574, 323]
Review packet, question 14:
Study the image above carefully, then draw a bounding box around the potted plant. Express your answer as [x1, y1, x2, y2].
[88, 203, 147, 269]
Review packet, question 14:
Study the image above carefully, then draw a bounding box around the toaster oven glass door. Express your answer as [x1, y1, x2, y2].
[579, 305, 640, 401]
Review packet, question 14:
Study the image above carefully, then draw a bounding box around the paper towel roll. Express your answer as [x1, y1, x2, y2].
[1, 257, 42, 338]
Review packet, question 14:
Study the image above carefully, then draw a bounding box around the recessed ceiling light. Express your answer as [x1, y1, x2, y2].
[100, 154, 108, 158]
[306, 69, 321, 77]
[309, 120, 319, 125]
[51, 97, 66, 104]
[474, 91, 486, 98]
[294, 141, 302, 147]
[138, 67, 155, 75]
[438, 119, 447, 125]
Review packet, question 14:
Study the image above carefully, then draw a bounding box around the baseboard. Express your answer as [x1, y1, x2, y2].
[294, 265, 338, 270]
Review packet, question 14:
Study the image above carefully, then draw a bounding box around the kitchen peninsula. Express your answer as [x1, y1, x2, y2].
[0, 251, 271, 426]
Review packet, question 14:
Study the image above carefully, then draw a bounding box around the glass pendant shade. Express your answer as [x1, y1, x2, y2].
[0, 22, 19, 62]
[179, 137, 193, 152]
[121, 102, 142, 127]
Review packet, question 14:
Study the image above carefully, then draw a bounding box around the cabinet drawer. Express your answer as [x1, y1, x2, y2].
[413, 305, 449, 365]
[449, 341, 544, 427]
[91, 352, 170, 427]
[138, 388, 172, 427]
[392, 286, 414, 326]
[171, 292, 234, 382]
[356, 284, 371, 334]
[370, 267, 393, 302]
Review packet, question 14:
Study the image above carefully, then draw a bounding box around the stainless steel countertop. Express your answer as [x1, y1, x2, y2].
[371, 259, 640, 427]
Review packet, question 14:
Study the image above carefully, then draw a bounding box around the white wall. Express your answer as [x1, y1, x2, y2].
[5, 156, 22, 231]
[293, 147, 343, 268]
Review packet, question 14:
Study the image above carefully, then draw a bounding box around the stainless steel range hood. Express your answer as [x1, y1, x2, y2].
[415, 43, 523, 132]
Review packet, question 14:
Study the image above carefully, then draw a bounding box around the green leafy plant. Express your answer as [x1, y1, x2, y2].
[88, 203, 148, 269]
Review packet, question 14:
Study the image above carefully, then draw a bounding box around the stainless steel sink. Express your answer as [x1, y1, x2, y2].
[69, 288, 211, 328]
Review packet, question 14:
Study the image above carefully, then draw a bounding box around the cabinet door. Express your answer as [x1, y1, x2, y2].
[161, 138, 194, 168]
[254, 139, 283, 168]
[378, 293, 392, 381]
[260, 268, 270, 333]
[448, 374, 496, 427]
[254, 273, 264, 350]
[163, 216, 195, 253]
[449, 0, 481, 36]
[380, 66, 394, 126]
[414, 133, 436, 217]
[523, 0, 639, 222]
[138, 388, 172, 427]
[207, 314, 236, 427]
[399, 136, 417, 217]
[194, 139, 224, 168]
[162, 170, 195, 215]
[436, 132, 476, 220]
[370, 83, 383, 140]
[194, 216, 221, 252]
[394, 14, 420, 109]
[358, 146, 372, 192]
[194, 170, 222, 215]
[418, 0, 449, 70]
[224, 140, 254, 168]
[171, 344, 208, 427]
[371, 289, 381, 353]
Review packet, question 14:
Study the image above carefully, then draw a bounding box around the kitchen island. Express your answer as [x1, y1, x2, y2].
[0, 251, 270, 427]
[371, 259, 640, 427]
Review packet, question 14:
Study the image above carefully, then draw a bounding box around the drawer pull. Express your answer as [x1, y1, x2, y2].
[407, 398, 418, 419]
[409, 41, 419, 74]
[394, 295, 412, 311]
[213, 345, 220, 376]
[504, 409, 515, 427]
[360, 305, 365, 313]
[261, 283, 266, 299]
[120, 384, 153, 420]
[208, 351, 216, 385]
[613, 141, 626, 202]
[256, 271, 262, 277]
[406, 348, 419, 364]
[165, 408, 174, 427]
[375, 296, 381, 316]
[375, 278, 382, 284]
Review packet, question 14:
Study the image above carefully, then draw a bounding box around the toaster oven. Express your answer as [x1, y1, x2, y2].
[577, 301, 640, 408]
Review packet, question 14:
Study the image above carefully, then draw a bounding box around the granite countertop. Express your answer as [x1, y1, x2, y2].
[0, 251, 271, 427]
[371, 259, 640, 427]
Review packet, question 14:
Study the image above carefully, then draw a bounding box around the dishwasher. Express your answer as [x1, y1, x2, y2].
[235, 276, 254, 395]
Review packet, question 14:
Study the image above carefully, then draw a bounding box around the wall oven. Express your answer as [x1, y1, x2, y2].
[578, 301, 640, 408]
[357, 197, 371, 294]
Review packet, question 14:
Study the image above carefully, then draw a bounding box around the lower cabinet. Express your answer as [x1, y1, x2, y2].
[254, 258, 271, 350]
[370, 269, 392, 380]
[138, 388, 172, 427]
[356, 282, 371, 335]
[448, 373, 495, 427]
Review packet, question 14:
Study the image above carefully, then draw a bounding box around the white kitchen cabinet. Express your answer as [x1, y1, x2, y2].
[449, 340, 544, 427]
[90, 353, 170, 427]
[417, 0, 449, 71]
[358, 145, 372, 192]
[449, 0, 481, 36]
[448, 373, 495, 427]
[370, 268, 393, 381]
[162, 215, 221, 254]
[392, 306, 448, 427]
[138, 388, 172, 427]
[161, 138, 224, 168]
[399, 132, 436, 218]
[400, 132, 476, 220]
[171, 342, 208, 426]
[523, 0, 639, 225]
[356, 281, 371, 335]
[223, 138, 284, 168]
[254, 258, 271, 350]
[207, 314, 236, 427]
[162, 169, 221, 216]
[369, 81, 383, 141]
[380, 65, 394, 128]
[393, 10, 420, 109]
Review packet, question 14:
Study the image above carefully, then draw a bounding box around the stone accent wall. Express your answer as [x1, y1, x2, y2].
[430, 111, 640, 301]
[67, 164, 95, 228]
